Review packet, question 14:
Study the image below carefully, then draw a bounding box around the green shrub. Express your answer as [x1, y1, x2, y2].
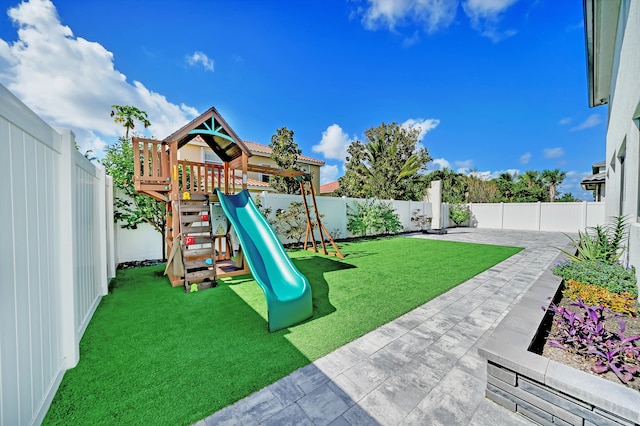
[552, 259, 638, 298]
[449, 203, 470, 226]
[347, 199, 402, 237]
[560, 215, 629, 265]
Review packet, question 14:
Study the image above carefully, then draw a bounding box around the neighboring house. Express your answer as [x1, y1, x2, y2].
[584, 0, 640, 271]
[179, 136, 324, 192]
[319, 181, 339, 196]
[580, 160, 606, 201]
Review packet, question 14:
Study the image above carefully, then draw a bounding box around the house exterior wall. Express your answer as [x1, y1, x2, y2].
[603, 0, 640, 271]
[182, 142, 323, 192]
[177, 141, 206, 163]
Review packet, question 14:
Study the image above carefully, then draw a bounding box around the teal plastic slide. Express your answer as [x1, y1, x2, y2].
[215, 189, 312, 332]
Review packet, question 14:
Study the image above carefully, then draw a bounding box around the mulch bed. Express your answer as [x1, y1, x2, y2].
[116, 259, 164, 269]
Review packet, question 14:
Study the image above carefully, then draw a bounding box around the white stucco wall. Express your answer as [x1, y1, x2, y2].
[604, 0, 640, 272]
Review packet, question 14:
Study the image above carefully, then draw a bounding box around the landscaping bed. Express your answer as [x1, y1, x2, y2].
[540, 290, 640, 393]
[479, 255, 640, 425]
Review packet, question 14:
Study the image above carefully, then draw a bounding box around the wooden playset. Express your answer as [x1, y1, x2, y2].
[131, 107, 342, 292]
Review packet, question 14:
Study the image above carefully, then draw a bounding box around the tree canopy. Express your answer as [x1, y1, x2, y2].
[425, 168, 572, 203]
[110, 105, 151, 139]
[335, 122, 431, 201]
[268, 126, 303, 194]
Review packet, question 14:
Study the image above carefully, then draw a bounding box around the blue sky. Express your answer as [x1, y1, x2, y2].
[0, 0, 606, 199]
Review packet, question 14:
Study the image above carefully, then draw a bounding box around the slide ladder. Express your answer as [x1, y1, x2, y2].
[179, 194, 216, 291]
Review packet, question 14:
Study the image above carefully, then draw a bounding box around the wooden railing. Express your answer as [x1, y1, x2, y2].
[177, 160, 224, 195]
[132, 138, 170, 187]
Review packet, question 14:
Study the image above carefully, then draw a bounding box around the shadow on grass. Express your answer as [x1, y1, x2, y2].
[294, 255, 356, 322]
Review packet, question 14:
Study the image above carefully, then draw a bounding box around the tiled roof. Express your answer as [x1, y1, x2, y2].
[230, 175, 270, 188]
[243, 141, 325, 166]
[320, 181, 339, 193]
[581, 171, 606, 185]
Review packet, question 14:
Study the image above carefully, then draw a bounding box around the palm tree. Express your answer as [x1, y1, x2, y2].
[542, 169, 567, 202]
[111, 105, 151, 139]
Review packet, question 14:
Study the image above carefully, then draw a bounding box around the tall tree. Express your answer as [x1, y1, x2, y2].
[336, 122, 431, 200]
[110, 105, 151, 139]
[541, 169, 567, 202]
[102, 107, 167, 260]
[465, 172, 500, 203]
[268, 126, 303, 194]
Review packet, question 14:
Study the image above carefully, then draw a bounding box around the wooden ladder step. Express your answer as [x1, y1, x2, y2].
[183, 236, 213, 245]
[180, 204, 209, 213]
[181, 214, 210, 224]
[182, 225, 211, 234]
[182, 193, 209, 201]
[185, 269, 216, 281]
[184, 259, 214, 269]
[182, 247, 216, 260]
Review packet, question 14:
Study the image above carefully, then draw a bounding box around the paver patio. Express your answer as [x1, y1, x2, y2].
[197, 228, 571, 425]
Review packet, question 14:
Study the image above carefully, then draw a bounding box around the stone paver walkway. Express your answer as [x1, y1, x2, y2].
[197, 228, 571, 425]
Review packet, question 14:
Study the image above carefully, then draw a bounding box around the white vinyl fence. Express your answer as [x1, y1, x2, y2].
[114, 194, 607, 262]
[468, 201, 605, 232]
[254, 192, 433, 243]
[1, 85, 115, 426]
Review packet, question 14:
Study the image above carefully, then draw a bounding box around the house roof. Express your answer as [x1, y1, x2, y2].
[320, 181, 339, 193]
[243, 141, 325, 166]
[581, 171, 606, 188]
[231, 175, 272, 190]
[163, 106, 251, 162]
[584, 0, 622, 107]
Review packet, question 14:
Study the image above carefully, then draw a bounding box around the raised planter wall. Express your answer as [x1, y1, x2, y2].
[478, 254, 640, 426]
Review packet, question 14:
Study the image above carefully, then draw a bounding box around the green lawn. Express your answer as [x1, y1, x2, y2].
[44, 236, 521, 425]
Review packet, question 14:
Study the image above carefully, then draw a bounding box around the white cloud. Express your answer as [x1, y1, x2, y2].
[0, 0, 198, 156]
[401, 117, 440, 142]
[356, 0, 520, 42]
[543, 147, 565, 159]
[312, 124, 355, 161]
[558, 117, 572, 125]
[462, 0, 520, 41]
[467, 168, 519, 179]
[186, 51, 214, 72]
[519, 152, 531, 164]
[570, 113, 603, 131]
[429, 157, 451, 171]
[454, 159, 473, 174]
[320, 164, 339, 185]
[359, 0, 458, 34]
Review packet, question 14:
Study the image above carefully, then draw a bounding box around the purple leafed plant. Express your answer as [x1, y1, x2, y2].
[547, 297, 640, 384]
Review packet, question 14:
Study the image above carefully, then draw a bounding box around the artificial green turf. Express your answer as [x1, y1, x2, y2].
[44, 236, 521, 425]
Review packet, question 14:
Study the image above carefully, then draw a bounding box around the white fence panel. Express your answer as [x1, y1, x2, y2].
[113, 190, 164, 264]
[0, 85, 112, 426]
[313, 195, 348, 239]
[468, 201, 605, 232]
[539, 202, 583, 232]
[502, 203, 539, 231]
[469, 203, 503, 228]
[586, 202, 606, 228]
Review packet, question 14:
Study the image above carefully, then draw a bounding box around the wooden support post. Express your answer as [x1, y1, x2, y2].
[300, 180, 319, 252]
[224, 162, 230, 194]
[242, 152, 249, 190]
